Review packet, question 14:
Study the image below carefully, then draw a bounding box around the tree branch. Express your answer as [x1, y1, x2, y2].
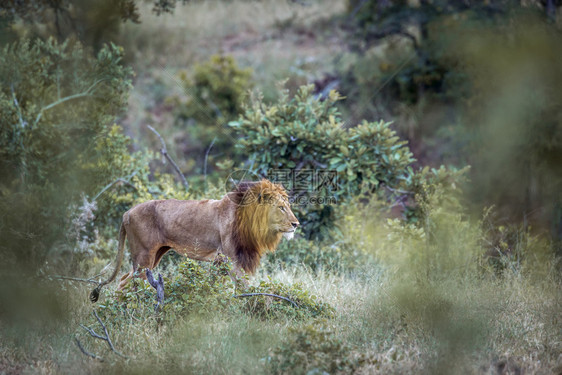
[80, 310, 128, 359]
[11, 84, 27, 129]
[34, 78, 107, 126]
[93, 310, 127, 358]
[74, 336, 104, 361]
[147, 125, 189, 191]
[384, 185, 414, 195]
[146, 269, 165, 312]
[234, 293, 299, 308]
[93, 172, 138, 202]
[48, 275, 99, 285]
[204, 137, 216, 193]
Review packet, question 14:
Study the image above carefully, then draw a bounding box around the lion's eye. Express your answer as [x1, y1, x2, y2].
[278, 206, 285, 212]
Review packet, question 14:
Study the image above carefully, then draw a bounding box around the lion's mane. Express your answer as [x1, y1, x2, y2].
[230, 180, 289, 273]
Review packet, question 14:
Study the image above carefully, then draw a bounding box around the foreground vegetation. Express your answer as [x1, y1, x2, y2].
[1, 196, 560, 374]
[1, 1, 561, 374]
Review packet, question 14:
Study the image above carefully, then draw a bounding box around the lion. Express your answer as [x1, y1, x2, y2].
[90, 179, 299, 302]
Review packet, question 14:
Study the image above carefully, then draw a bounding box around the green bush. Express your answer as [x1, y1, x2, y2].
[177, 55, 253, 124]
[230, 84, 465, 237]
[97, 258, 234, 324]
[96, 258, 333, 325]
[172, 55, 253, 174]
[243, 279, 335, 320]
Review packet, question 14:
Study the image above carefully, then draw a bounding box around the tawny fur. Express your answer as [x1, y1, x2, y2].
[90, 180, 298, 302]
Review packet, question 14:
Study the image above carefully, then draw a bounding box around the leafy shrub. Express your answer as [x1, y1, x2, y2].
[96, 258, 333, 325]
[229, 85, 413, 237]
[268, 322, 364, 375]
[230, 84, 465, 237]
[97, 258, 235, 324]
[171, 55, 253, 175]
[243, 279, 335, 320]
[177, 55, 253, 123]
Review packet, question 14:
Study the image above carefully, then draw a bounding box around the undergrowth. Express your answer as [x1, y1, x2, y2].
[95, 258, 334, 327]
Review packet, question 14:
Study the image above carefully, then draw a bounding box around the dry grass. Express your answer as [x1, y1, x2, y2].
[1, 248, 560, 374]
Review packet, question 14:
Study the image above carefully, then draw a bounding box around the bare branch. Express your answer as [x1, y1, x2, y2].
[310, 159, 327, 169]
[146, 269, 165, 312]
[147, 125, 189, 191]
[80, 310, 128, 359]
[234, 293, 299, 308]
[74, 336, 103, 361]
[34, 78, 107, 126]
[48, 275, 99, 285]
[93, 310, 128, 359]
[204, 137, 216, 193]
[295, 160, 306, 171]
[11, 84, 27, 129]
[384, 185, 414, 195]
[80, 324, 106, 340]
[93, 172, 138, 202]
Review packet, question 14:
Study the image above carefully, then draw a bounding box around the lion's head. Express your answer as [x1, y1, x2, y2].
[231, 179, 299, 273]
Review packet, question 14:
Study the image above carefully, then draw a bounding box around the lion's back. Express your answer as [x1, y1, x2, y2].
[124, 198, 228, 249]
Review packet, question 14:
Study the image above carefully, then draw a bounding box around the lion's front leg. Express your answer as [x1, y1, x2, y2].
[117, 266, 149, 291]
[213, 251, 249, 291]
[117, 270, 134, 291]
[230, 263, 250, 291]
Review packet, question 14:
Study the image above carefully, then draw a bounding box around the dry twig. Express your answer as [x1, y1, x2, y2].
[203, 137, 216, 193]
[146, 269, 165, 312]
[48, 275, 99, 285]
[80, 310, 128, 359]
[74, 336, 103, 361]
[147, 125, 189, 191]
[234, 293, 299, 308]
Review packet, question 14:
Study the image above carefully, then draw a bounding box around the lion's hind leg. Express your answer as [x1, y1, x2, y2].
[117, 244, 161, 292]
[117, 270, 135, 291]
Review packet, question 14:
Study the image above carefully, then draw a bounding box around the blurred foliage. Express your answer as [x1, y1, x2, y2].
[449, 20, 562, 238]
[230, 84, 466, 237]
[343, 0, 556, 111]
[268, 322, 365, 375]
[0, 38, 133, 274]
[172, 54, 253, 176]
[177, 55, 253, 123]
[0, 0, 198, 48]
[344, 0, 562, 239]
[1, 0, 141, 48]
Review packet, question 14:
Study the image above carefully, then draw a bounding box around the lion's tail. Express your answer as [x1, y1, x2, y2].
[90, 221, 127, 303]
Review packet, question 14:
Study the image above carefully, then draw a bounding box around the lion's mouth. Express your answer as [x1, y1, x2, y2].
[281, 229, 296, 240]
